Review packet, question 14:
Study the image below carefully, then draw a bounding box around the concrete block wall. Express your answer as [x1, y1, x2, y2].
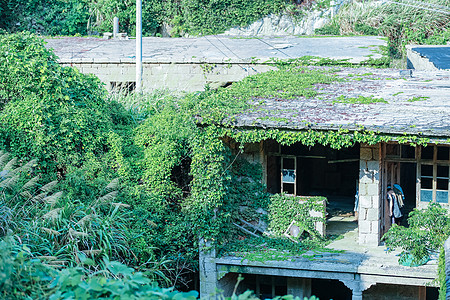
[358, 144, 381, 245]
[199, 240, 217, 298]
[62, 62, 275, 92]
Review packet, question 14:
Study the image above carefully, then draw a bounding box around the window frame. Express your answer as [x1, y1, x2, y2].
[418, 145, 450, 205]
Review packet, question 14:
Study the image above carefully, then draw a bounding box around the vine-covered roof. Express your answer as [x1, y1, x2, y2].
[228, 67, 450, 140]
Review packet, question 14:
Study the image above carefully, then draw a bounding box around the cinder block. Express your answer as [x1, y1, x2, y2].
[358, 233, 368, 244]
[364, 233, 380, 245]
[359, 195, 372, 208]
[371, 196, 380, 206]
[359, 220, 371, 233]
[367, 160, 380, 170]
[359, 171, 372, 184]
[371, 221, 380, 234]
[366, 208, 379, 221]
[367, 183, 379, 196]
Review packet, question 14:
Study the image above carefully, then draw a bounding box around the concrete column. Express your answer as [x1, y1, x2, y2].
[113, 17, 119, 38]
[287, 278, 311, 298]
[352, 290, 363, 300]
[358, 143, 381, 245]
[199, 240, 217, 298]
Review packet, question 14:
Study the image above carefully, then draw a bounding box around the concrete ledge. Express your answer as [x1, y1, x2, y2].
[406, 45, 450, 71]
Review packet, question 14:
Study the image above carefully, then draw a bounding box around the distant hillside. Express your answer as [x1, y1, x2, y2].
[1, 0, 448, 61]
[0, 0, 288, 36]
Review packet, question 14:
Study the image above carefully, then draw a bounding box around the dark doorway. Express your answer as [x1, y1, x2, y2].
[399, 162, 417, 224]
[311, 278, 352, 300]
[266, 142, 360, 236]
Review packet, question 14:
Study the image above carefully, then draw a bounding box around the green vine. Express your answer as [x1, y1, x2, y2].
[268, 194, 326, 239]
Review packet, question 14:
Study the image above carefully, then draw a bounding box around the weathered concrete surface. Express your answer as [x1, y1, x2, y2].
[230, 67, 450, 141]
[45, 36, 385, 92]
[46, 36, 385, 64]
[358, 144, 381, 246]
[213, 227, 437, 299]
[407, 45, 450, 71]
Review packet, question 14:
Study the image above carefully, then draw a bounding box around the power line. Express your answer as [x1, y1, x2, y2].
[204, 35, 248, 72]
[255, 37, 293, 58]
[213, 35, 260, 74]
[213, 35, 243, 60]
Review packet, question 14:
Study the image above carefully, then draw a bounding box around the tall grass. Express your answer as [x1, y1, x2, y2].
[323, 0, 450, 57]
[0, 151, 169, 283]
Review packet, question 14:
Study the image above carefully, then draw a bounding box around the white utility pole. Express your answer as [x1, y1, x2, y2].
[136, 0, 143, 92]
[113, 16, 119, 38]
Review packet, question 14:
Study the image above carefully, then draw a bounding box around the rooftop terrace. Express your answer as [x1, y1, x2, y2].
[216, 222, 438, 294]
[45, 36, 385, 64]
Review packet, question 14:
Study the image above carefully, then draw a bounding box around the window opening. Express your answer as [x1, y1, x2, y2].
[281, 157, 296, 195]
[110, 81, 136, 94]
[419, 145, 450, 204]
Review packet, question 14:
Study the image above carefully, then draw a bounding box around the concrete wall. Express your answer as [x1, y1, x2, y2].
[406, 45, 439, 71]
[358, 143, 381, 245]
[62, 62, 275, 92]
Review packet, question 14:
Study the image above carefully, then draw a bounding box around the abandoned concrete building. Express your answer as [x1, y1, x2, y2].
[199, 67, 449, 300]
[46, 36, 450, 300]
[45, 36, 386, 93]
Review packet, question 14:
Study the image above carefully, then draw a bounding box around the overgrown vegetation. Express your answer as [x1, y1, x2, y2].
[383, 203, 450, 265]
[383, 203, 450, 298]
[316, 0, 450, 59]
[0, 0, 288, 36]
[1, 32, 448, 298]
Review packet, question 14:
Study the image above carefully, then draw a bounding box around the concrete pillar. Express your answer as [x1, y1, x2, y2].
[358, 143, 381, 245]
[352, 290, 363, 300]
[199, 240, 217, 298]
[113, 17, 119, 38]
[287, 278, 311, 298]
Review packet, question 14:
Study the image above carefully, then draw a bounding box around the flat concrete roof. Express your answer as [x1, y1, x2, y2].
[229, 67, 450, 139]
[217, 225, 437, 288]
[45, 36, 386, 64]
[410, 45, 450, 70]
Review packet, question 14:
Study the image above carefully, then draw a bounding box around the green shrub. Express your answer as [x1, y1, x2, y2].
[315, 21, 340, 35]
[0, 236, 198, 300]
[0, 32, 117, 175]
[383, 203, 450, 265]
[268, 194, 326, 239]
[0, 0, 90, 35]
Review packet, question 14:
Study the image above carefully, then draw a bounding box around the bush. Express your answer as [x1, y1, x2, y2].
[383, 203, 450, 264]
[1, 0, 289, 36]
[0, 32, 116, 176]
[0, 0, 90, 35]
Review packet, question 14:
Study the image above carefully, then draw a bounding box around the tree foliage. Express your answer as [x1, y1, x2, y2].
[0, 32, 119, 176]
[0, 0, 287, 36]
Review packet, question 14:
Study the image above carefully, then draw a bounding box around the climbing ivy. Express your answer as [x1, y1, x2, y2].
[268, 194, 326, 239]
